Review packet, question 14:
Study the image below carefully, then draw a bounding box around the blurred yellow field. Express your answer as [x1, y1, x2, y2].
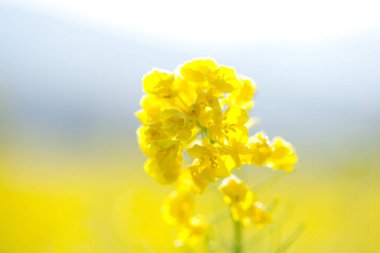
[1, 143, 378, 253]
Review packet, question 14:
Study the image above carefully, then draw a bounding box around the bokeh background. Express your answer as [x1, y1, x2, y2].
[1, 0, 379, 252]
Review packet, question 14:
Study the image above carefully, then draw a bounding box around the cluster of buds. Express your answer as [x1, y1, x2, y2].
[136, 59, 297, 246]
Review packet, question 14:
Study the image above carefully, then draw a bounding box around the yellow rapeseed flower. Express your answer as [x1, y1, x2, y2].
[162, 186, 209, 246]
[144, 140, 183, 184]
[180, 58, 218, 85]
[174, 215, 209, 247]
[187, 139, 232, 193]
[136, 58, 297, 247]
[161, 190, 195, 225]
[246, 132, 297, 171]
[226, 78, 256, 110]
[219, 176, 270, 227]
[267, 137, 298, 171]
[247, 132, 274, 166]
[143, 69, 176, 98]
[208, 106, 249, 145]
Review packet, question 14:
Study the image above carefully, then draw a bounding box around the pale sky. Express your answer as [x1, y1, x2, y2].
[3, 0, 380, 43]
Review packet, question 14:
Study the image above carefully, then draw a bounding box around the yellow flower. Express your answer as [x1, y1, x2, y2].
[174, 215, 209, 247]
[161, 110, 194, 141]
[138, 58, 297, 190]
[246, 132, 297, 171]
[221, 138, 250, 169]
[144, 158, 181, 185]
[218, 175, 252, 205]
[174, 77, 199, 109]
[247, 132, 273, 166]
[266, 137, 297, 171]
[162, 185, 209, 247]
[135, 95, 163, 125]
[144, 141, 183, 184]
[227, 78, 256, 110]
[187, 139, 231, 192]
[137, 58, 298, 247]
[189, 93, 222, 128]
[208, 106, 249, 145]
[143, 69, 177, 99]
[209, 66, 243, 94]
[219, 175, 270, 227]
[230, 201, 270, 227]
[180, 59, 243, 96]
[136, 124, 166, 157]
[161, 190, 195, 225]
[180, 58, 218, 84]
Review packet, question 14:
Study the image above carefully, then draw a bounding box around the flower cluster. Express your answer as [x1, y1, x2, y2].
[136, 58, 297, 246]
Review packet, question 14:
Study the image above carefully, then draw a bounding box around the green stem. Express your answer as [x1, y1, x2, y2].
[233, 220, 243, 253]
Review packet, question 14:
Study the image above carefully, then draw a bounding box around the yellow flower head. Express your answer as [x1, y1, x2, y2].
[174, 215, 209, 247]
[162, 187, 209, 247]
[247, 132, 274, 166]
[230, 201, 270, 227]
[219, 175, 270, 227]
[180, 58, 218, 85]
[227, 77, 256, 110]
[143, 69, 176, 98]
[187, 139, 232, 193]
[137, 58, 297, 186]
[143, 140, 183, 184]
[267, 137, 298, 171]
[247, 132, 297, 171]
[161, 190, 195, 225]
[218, 175, 252, 205]
[137, 58, 298, 246]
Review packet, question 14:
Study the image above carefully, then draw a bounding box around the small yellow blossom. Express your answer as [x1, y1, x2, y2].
[227, 78, 256, 110]
[174, 215, 209, 247]
[230, 201, 270, 227]
[219, 175, 252, 205]
[219, 176, 270, 227]
[221, 138, 250, 169]
[162, 190, 195, 225]
[247, 132, 274, 166]
[208, 106, 249, 145]
[267, 137, 298, 171]
[161, 110, 194, 141]
[187, 139, 232, 192]
[162, 188, 209, 246]
[143, 69, 177, 98]
[135, 95, 163, 125]
[180, 58, 218, 84]
[143, 140, 183, 184]
[209, 66, 243, 94]
[190, 93, 222, 128]
[246, 132, 297, 171]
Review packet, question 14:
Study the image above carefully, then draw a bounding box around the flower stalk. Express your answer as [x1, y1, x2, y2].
[234, 220, 243, 253]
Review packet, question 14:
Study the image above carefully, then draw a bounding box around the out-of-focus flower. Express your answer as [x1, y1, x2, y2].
[174, 215, 209, 247]
[246, 132, 297, 171]
[161, 190, 195, 225]
[219, 175, 270, 227]
[162, 187, 209, 246]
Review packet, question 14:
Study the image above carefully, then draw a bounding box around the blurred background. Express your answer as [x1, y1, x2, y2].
[0, 0, 379, 252]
